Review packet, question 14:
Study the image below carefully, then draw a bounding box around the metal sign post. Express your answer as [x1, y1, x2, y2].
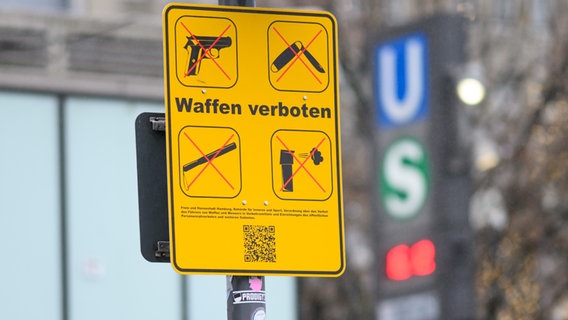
[218, 2, 265, 320]
[227, 275, 265, 320]
[219, 0, 255, 5]
[161, 0, 341, 318]
[138, 0, 342, 317]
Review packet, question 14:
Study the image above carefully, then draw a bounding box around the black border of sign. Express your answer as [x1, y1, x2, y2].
[163, 4, 344, 277]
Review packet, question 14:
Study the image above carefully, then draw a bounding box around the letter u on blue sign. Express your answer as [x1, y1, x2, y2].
[374, 33, 428, 128]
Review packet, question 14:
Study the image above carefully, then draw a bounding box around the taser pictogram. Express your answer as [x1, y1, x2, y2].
[175, 16, 237, 88]
[271, 129, 332, 200]
[178, 126, 241, 198]
[268, 21, 329, 92]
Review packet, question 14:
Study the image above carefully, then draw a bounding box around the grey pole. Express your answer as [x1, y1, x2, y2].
[219, 0, 256, 6]
[218, 1, 265, 320]
[226, 275, 266, 320]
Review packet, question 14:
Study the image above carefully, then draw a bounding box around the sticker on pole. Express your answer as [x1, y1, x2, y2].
[163, 4, 344, 277]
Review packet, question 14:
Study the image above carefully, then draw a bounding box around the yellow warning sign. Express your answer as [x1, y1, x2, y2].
[163, 3, 344, 277]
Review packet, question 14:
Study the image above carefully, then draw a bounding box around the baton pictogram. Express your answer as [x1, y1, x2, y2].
[182, 132, 236, 191]
[178, 126, 242, 198]
[183, 142, 237, 172]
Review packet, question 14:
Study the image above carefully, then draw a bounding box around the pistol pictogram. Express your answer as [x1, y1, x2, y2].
[271, 41, 325, 74]
[184, 35, 232, 76]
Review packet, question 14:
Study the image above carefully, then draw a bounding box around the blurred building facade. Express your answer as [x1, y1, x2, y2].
[0, 0, 297, 319]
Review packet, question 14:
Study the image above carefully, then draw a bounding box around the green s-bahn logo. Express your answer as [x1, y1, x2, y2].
[380, 137, 430, 220]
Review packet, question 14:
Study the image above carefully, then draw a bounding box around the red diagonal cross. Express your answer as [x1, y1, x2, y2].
[276, 135, 326, 192]
[183, 132, 235, 190]
[180, 22, 231, 80]
[272, 27, 323, 84]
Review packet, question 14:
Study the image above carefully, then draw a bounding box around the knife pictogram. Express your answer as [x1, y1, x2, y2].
[271, 41, 325, 73]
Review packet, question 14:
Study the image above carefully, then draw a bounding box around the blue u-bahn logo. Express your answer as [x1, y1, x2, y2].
[374, 33, 429, 128]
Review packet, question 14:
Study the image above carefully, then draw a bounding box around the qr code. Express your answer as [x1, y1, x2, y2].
[243, 225, 276, 263]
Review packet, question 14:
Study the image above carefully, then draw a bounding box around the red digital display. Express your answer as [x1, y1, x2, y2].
[385, 239, 436, 281]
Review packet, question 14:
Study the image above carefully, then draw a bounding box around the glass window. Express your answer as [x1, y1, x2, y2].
[265, 276, 298, 320]
[0, 92, 61, 320]
[64, 97, 181, 320]
[64, 96, 297, 320]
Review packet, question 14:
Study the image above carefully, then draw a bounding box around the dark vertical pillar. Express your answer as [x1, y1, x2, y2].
[217, 2, 265, 320]
[57, 95, 69, 320]
[227, 276, 266, 320]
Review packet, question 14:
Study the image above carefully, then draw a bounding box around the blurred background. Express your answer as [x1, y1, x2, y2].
[1, 0, 567, 319]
